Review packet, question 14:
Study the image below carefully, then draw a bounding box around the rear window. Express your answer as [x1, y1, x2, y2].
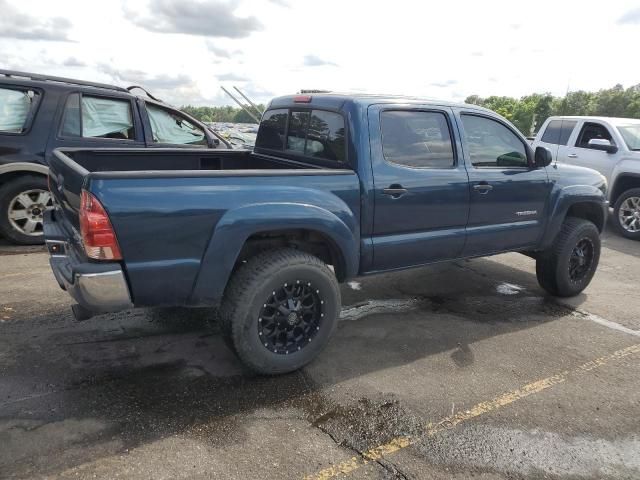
[256, 108, 346, 163]
[540, 120, 577, 145]
[256, 109, 287, 150]
[0, 87, 39, 134]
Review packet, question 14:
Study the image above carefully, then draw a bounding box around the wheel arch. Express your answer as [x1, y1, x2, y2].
[541, 187, 607, 250]
[189, 203, 359, 305]
[610, 173, 640, 206]
[0, 163, 49, 188]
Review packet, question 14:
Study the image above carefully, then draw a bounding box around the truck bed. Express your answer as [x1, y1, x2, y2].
[46, 147, 360, 308]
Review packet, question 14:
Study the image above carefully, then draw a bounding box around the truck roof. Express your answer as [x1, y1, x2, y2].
[547, 115, 640, 126]
[269, 93, 494, 114]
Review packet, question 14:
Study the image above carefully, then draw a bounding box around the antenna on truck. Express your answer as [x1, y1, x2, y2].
[220, 86, 262, 123]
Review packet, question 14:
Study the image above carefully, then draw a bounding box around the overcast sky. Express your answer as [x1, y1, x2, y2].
[1, 0, 639, 107]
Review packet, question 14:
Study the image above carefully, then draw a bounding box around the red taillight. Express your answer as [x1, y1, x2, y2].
[79, 190, 122, 261]
[294, 95, 312, 103]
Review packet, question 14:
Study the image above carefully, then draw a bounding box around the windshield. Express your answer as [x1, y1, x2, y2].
[618, 125, 640, 151]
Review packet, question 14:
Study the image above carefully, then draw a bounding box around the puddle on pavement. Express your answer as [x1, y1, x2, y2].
[296, 394, 423, 454]
[340, 294, 574, 325]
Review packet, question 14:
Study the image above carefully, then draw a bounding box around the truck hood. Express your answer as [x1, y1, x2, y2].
[548, 163, 608, 191]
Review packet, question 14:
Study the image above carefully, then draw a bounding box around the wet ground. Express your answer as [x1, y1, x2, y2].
[0, 230, 639, 479]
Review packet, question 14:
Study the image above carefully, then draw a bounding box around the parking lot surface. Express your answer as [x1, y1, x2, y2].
[0, 231, 639, 479]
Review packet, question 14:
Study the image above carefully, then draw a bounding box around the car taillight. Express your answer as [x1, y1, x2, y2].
[79, 190, 122, 261]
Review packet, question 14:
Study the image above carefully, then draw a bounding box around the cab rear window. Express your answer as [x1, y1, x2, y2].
[256, 108, 346, 163]
[0, 87, 40, 134]
[540, 120, 577, 145]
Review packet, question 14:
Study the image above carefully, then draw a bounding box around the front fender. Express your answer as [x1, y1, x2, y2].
[189, 202, 359, 305]
[610, 159, 640, 201]
[540, 184, 607, 249]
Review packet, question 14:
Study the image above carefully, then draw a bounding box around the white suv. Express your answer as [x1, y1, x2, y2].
[533, 116, 640, 240]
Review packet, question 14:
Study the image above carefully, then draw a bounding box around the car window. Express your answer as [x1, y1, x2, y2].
[306, 110, 346, 162]
[147, 104, 206, 146]
[461, 114, 528, 168]
[61, 93, 81, 136]
[61, 94, 135, 139]
[540, 120, 577, 145]
[286, 110, 310, 153]
[576, 122, 613, 149]
[255, 109, 288, 150]
[381, 110, 455, 168]
[0, 87, 39, 133]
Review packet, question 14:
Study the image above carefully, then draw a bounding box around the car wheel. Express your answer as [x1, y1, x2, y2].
[612, 188, 640, 240]
[0, 175, 51, 245]
[220, 248, 340, 375]
[536, 217, 601, 297]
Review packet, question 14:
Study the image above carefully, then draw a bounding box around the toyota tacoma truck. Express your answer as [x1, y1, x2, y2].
[45, 94, 608, 374]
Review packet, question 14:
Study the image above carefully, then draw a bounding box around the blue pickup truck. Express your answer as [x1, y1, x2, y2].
[45, 93, 608, 374]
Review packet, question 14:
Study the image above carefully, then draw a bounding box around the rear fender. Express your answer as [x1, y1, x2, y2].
[189, 203, 359, 305]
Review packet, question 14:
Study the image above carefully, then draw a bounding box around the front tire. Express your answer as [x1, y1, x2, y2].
[612, 188, 640, 240]
[536, 217, 600, 297]
[0, 175, 51, 245]
[220, 248, 340, 375]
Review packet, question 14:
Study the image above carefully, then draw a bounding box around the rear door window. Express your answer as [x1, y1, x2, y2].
[0, 87, 40, 133]
[381, 110, 455, 168]
[61, 93, 135, 140]
[146, 104, 207, 146]
[540, 120, 577, 145]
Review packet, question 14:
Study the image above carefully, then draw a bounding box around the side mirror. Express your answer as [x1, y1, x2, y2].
[587, 138, 618, 154]
[534, 146, 553, 168]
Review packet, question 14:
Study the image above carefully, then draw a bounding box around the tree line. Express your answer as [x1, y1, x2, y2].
[181, 84, 640, 134]
[465, 84, 640, 136]
[180, 104, 265, 124]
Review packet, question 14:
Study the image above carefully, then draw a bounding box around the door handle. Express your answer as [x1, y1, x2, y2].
[567, 153, 578, 158]
[383, 184, 408, 198]
[473, 182, 493, 194]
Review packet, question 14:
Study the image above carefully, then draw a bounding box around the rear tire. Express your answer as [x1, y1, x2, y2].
[0, 175, 50, 245]
[220, 248, 340, 375]
[612, 188, 640, 240]
[536, 217, 600, 297]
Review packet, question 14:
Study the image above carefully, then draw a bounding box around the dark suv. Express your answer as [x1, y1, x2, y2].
[0, 69, 227, 244]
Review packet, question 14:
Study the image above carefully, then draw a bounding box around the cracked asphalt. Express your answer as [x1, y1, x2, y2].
[0, 229, 639, 480]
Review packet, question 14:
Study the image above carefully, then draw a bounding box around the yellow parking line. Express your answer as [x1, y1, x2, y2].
[304, 343, 640, 480]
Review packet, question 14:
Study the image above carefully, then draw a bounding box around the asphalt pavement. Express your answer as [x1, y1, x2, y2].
[0, 231, 638, 479]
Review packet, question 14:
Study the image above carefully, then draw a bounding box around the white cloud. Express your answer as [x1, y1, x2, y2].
[125, 0, 263, 38]
[0, 0, 73, 41]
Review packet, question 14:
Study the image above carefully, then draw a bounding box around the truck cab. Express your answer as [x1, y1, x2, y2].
[0, 69, 227, 245]
[533, 116, 640, 239]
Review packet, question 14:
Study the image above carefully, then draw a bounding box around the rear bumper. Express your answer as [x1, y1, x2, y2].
[44, 209, 133, 315]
